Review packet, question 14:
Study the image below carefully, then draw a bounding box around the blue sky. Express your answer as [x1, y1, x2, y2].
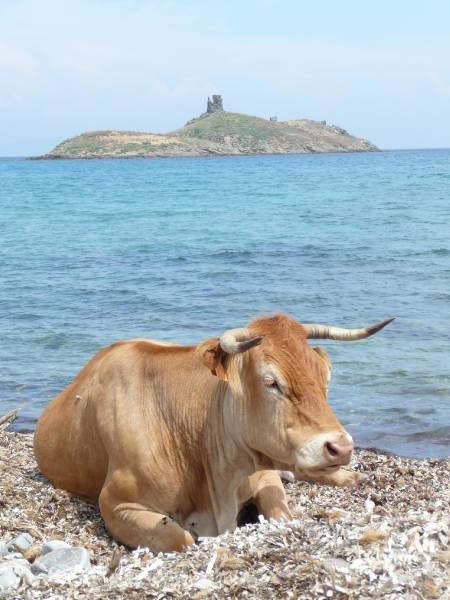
[1, 0, 449, 154]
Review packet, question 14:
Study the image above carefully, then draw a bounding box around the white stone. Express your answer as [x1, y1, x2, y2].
[194, 577, 215, 590]
[42, 540, 71, 555]
[0, 542, 8, 557]
[31, 547, 91, 575]
[7, 532, 34, 552]
[3, 552, 24, 561]
[322, 558, 349, 573]
[0, 559, 35, 592]
[0, 568, 18, 593]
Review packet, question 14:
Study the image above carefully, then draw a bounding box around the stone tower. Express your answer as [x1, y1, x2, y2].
[207, 95, 224, 114]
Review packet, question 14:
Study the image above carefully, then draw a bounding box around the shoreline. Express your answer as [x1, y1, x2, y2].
[5, 148, 450, 160]
[30, 148, 380, 160]
[0, 429, 448, 598]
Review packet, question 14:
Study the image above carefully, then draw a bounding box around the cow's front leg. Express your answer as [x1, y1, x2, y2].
[215, 503, 240, 534]
[239, 470, 292, 521]
[299, 467, 363, 488]
[206, 469, 245, 534]
[99, 485, 194, 552]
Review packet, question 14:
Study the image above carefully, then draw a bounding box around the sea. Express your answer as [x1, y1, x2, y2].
[1, 150, 449, 459]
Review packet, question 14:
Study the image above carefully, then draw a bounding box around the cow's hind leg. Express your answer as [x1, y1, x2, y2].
[239, 470, 292, 523]
[99, 486, 194, 552]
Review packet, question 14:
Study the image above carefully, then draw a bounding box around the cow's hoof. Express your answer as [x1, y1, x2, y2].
[334, 469, 365, 488]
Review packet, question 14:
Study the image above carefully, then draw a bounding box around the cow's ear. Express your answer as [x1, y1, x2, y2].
[201, 339, 229, 381]
[313, 346, 331, 384]
[313, 346, 329, 363]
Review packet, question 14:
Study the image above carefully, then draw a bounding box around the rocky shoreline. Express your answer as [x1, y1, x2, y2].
[0, 429, 448, 598]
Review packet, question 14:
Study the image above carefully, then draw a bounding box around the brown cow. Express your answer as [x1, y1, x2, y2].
[34, 314, 393, 552]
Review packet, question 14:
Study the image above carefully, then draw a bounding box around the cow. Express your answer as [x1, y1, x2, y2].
[34, 314, 393, 552]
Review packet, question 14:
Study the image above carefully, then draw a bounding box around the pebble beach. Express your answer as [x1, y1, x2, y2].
[0, 428, 448, 599]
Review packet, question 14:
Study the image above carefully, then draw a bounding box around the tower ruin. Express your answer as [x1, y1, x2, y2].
[206, 95, 224, 114]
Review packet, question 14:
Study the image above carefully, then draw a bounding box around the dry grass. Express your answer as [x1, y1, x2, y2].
[0, 430, 448, 599]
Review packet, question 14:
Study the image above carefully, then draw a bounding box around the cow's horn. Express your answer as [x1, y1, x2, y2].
[303, 317, 395, 341]
[220, 328, 263, 354]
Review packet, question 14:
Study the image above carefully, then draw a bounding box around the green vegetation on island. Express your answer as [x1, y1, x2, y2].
[35, 96, 378, 159]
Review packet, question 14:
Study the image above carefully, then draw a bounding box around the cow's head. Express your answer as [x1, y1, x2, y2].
[202, 314, 393, 478]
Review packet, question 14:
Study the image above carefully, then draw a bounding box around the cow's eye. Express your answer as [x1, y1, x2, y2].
[263, 374, 278, 389]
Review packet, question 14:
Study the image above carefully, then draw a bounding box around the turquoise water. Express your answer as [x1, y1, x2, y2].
[1, 150, 449, 458]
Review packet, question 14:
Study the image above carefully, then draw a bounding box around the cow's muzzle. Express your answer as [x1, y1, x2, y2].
[323, 434, 354, 467]
[293, 432, 354, 472]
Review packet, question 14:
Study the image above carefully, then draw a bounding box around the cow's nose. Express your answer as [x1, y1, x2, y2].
[323, 435, 353, 466]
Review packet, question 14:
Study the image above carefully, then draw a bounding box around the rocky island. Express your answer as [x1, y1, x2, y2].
[36, 96, 378, 159]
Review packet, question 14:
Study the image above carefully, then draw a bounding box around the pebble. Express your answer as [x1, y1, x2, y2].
[194, 577, 215, 590]
[7, 532, 34, 552]
[0, 558, 35, 592]
[322, 558, 349, 573]
[42, 539, 71, 555]
[3, 552, 25, 561]
[31, 546, 91, 575]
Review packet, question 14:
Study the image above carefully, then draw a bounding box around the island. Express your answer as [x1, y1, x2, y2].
[35, 96, 378, 159]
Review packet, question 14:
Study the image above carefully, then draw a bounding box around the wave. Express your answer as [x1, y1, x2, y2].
[371, 426, 450, 446]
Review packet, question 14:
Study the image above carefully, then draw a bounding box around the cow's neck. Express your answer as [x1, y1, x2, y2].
[201, 381, 263, 533]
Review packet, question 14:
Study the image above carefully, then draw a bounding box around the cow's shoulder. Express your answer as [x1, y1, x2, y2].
[103, 338, 197, 376]
[72, 339, 199, 394]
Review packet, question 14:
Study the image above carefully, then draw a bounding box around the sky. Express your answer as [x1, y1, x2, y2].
[0, 0, 449, 155]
